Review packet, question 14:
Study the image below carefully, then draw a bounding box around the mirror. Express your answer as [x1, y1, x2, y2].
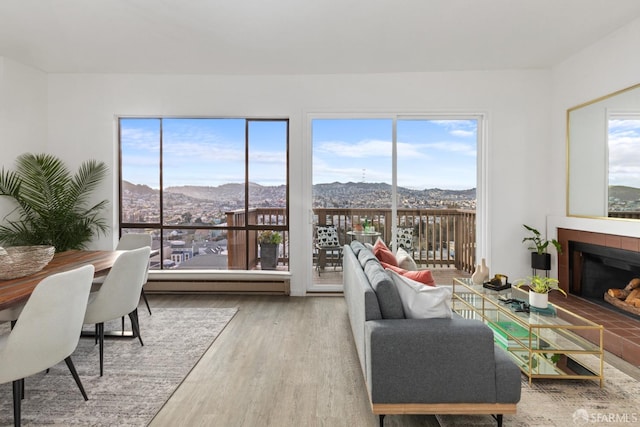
[567, 83, 640, 220]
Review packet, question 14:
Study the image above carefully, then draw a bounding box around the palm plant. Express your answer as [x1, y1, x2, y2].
[0, 153, 109, 252]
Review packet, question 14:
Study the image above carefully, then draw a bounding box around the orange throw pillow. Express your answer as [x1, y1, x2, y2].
[381, 262, 436, 287]
[373, 238, 398, 267]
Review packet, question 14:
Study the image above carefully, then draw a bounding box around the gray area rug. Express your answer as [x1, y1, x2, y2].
[0, 307, 238, 426]
[436, 357, 640, 427]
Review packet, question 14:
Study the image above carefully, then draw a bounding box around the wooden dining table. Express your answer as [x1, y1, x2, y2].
[0, 250, 122, 311]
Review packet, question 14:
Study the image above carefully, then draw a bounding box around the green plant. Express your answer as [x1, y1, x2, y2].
[522, 224, 562, 255]
[516, 275, 567, 296]
[0, 153, 109, 252]
[258, 230, 282, 245]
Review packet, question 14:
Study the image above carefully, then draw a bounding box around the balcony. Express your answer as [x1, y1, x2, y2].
[223, 208, 477, 276]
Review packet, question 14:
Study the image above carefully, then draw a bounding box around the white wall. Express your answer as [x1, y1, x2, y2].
[550, 16, 640, 244]
[46, 70, 551, 294]
[0, 57, 47, 218]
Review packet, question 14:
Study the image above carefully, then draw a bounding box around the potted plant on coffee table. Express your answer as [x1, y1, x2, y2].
[516, 275, 567, 308]
[522, 224, 562, 271]
[258, 230, 282, 270]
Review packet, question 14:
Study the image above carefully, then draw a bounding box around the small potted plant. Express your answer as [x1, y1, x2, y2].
[258, 231, 282, 270]
[515, 275, 567, 308]
[522, 224, 562, 271]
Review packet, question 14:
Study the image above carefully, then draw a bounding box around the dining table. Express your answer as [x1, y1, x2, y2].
[0, 250, 122, 311]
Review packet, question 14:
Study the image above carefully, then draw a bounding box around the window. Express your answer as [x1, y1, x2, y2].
[119, 118, 289, 271]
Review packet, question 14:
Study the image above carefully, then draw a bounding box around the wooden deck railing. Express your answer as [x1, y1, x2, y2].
[226, 207, 477, 273]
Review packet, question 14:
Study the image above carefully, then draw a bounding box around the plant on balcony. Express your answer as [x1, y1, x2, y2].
[522, 224, 562, 271]
[0, 153, 109, 252]
[259, 230, 281, 270]
[258, 230, 282, 245]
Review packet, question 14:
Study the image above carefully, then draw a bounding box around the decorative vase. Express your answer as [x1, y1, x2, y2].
[471, 258, 489, 285]
[529, 291, 549, 309]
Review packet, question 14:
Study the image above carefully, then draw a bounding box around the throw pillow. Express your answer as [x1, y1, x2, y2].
[364, 261, 405, 319]
[395, 247, 418, 271]
[316, 226, 340, 247]
[381, 262, 436, 287]
[373, 237, 398, 267]
[387, 270, 452, 319]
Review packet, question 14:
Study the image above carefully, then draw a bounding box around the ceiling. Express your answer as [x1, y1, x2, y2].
[1, 0, 640, 75]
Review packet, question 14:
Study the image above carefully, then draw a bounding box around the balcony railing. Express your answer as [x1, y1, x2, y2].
[226, 208, 477, 273]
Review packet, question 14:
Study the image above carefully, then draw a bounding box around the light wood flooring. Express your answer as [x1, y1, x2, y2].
[147, 293, 443, 427]
[146, 269, 640, 427]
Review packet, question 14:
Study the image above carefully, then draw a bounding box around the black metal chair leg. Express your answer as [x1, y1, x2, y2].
[64, 356, 88, 401]
[379, 414, 385, 427]
[492, 414, 503, 427]
[141, 289, 152, 315]
[128, 309, 144, 346]
[98, 322, 104, 377]
[12, 379, 21, 427]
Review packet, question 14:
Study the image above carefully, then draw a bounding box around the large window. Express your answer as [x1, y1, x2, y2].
[119, 118, 289, 271]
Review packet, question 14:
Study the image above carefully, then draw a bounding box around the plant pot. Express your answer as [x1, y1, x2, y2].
[531, 252, 551, 271]
[529, 290, 549, 309]
[260, 243, 279, 270]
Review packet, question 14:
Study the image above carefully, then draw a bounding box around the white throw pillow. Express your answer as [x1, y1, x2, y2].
[395, 247, 418, 271]
[388, 270, 452, 319]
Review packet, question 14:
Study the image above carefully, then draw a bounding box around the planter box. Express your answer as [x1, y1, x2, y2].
[531, 252, 551, 271]
[260, 243, 279, 270]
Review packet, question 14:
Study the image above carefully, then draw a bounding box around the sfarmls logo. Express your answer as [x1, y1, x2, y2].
[573, 408, 638, 425]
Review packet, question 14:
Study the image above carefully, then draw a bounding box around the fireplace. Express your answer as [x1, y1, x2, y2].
[557, 228, 640, 366]
[568, 241, 640, 318]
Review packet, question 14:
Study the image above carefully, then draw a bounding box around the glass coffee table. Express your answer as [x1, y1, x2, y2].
[452, 277, 604, 386]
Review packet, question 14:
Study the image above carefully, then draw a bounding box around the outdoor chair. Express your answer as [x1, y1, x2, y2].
[315, 225, 343, 275]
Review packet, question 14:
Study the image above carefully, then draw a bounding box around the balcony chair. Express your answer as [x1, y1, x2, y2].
[83, 246, 151, 376]
[315, 225, 343, 275]
[0, 265, 95, 427]
[390, 227, 415, 256]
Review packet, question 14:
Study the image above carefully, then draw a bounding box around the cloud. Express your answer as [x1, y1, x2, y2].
[315, 139, 392, 158]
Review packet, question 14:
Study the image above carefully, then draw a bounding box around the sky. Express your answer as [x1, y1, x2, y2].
[608, 118, 640, 188]
[120, 117, 478, 191]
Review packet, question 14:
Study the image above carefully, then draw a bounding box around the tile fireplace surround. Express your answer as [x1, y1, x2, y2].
[556, 228, 640, 366]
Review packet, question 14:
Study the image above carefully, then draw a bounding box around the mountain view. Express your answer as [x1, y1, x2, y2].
[609, 185, 640, 212]
[121, 181, 476, 225]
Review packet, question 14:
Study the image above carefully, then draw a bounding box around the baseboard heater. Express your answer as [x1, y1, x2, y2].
[145, 270, 291, 295]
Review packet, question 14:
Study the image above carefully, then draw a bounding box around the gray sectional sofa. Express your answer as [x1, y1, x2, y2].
[343, 240, 521, 427]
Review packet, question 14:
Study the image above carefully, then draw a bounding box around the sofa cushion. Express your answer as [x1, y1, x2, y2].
[388, 270, 452, 319]
[357, 247, 380, 269]
[381, 262, 436, 287]
[364, 261, 405, 319]
[373, 237, 398, 267]
[350, 240, 366, 256]
[395, 247, 418, 271]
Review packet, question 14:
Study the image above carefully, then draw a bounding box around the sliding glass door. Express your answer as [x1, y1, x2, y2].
[310, 115, 480, 291]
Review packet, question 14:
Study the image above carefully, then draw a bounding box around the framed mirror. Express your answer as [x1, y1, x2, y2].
[567, 83, 640, 220]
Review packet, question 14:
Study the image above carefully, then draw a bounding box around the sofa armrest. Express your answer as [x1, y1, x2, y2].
[365, 317, 500, 404]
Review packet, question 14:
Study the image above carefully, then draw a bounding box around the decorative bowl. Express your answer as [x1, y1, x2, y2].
[0, 245, 56, 280]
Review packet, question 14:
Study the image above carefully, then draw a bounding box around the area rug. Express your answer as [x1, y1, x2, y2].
[0, 307, 238, 426]
[436, 359, 640, 427]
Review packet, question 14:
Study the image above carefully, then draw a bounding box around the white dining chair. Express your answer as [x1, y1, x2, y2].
[84, 246, 151, 376]
[0, 264, 95, 427]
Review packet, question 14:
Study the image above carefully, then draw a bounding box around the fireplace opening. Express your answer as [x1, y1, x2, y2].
[569, 241, 640, 319]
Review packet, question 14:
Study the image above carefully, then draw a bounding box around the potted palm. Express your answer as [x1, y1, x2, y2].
[0, 153, 108, 252]
[258, 230, 282, 270]
[522, 224, 562, 271]
[516, 275, 567, 308]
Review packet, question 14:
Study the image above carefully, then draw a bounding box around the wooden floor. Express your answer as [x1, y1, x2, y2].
[147, 269, 640, 427]
[147, 293, 443, 427]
